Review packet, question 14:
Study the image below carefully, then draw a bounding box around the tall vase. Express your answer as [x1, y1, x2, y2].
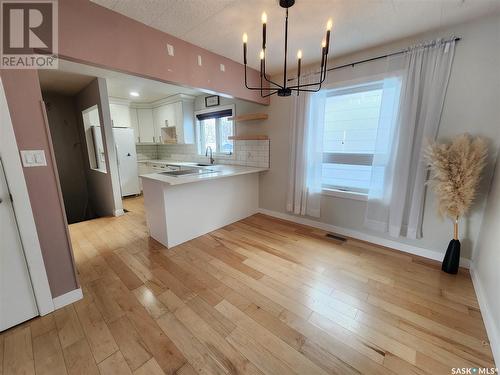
[442, 217, 460, 274]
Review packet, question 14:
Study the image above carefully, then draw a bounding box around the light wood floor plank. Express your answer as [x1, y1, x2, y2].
[132, 358, 164, 375]
[97, 351, 132, 375]
[107, 316, 152, 371]
[156, 312, 227, 375]
[60, 338, 100, 375]
[32, 329, 67, 375]
[160, 289, 264, 375]
[74, 302, 118, 363]
[215, 300, 330, 375]
[3, 326, 35, 375]
[1, 196, 494, 375]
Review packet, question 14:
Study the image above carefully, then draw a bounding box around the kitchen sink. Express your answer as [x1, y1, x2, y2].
[194, 163, 213, 167]
[160, 168, 215, 177]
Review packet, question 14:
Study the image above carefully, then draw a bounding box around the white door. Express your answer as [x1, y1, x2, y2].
[113, 128, 140, 196]
[0, 158, 38, 331]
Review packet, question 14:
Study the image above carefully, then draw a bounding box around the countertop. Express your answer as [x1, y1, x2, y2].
[140, 163, 268, 186]
[137, 159, 198, 167]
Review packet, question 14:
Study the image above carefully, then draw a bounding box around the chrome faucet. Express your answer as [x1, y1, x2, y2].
[205, 146, 215, 165]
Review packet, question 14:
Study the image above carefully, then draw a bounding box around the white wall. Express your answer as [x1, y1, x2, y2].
[473, 150, 500, 365]
[259, 14, 500, 261]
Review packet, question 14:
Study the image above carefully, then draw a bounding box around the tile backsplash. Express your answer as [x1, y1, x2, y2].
[136, 144, 158, 161]
[136, 140, 270, 168]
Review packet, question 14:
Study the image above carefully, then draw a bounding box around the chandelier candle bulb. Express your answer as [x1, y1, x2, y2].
[242, 33, 248, 65]
[325, 19, 332, 52]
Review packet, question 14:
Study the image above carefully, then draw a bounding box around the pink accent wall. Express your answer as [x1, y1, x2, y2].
[58, 0, 268, 105]
[0, 70, 79, 298]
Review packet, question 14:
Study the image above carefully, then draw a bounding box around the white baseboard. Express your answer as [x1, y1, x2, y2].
[257, 208, 470, 268]
[469, 265, 500, 366]
[53, 288, 83, 310]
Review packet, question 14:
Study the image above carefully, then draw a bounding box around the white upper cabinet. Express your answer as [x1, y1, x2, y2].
[177, 99, 195, 144]
[109, 99, 139, 142]
[129, 107, 140, 143]
[151, 95, 195, 144]
[109, 94, 194, 144]
[153, 103, 176, 143]
[109, 102, 132, 128]
[137, 108, 155, 143]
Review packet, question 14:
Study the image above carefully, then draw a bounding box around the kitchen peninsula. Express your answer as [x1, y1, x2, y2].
[141, 164, 267, 248]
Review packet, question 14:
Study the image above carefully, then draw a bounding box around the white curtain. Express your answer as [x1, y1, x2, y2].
[286, 72, 326, 217]
[365, 38, 456, 238]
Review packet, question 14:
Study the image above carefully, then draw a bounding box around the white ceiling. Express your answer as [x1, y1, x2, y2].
[91, 0, 500, 73]
[39, 59, 203, 102]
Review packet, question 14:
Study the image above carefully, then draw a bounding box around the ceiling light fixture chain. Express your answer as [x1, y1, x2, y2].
[242, 0, 332, 97]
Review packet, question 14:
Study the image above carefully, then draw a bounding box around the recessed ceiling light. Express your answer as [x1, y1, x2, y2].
[130, 91, 140, 97]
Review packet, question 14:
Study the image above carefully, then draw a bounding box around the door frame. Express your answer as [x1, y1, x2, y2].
[0, 78, 54, 315]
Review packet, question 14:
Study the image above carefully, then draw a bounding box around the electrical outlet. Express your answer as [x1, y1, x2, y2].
[197, 55, 202, 66]
[167, 44, 174, 56]
[220, 63, 225, 72]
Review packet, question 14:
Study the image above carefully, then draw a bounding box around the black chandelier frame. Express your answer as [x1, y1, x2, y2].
[243, 0, 331, 97]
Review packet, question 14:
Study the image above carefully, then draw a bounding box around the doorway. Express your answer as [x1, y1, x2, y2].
[40, 72, 123, 224]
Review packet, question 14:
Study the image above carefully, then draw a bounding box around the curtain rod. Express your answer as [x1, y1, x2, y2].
[287, 36, 461, 82]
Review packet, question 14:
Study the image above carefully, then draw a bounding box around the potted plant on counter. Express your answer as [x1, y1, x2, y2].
[425, 133, 488, 274]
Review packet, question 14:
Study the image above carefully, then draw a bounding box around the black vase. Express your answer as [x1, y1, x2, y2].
[442, 239, 460, 274]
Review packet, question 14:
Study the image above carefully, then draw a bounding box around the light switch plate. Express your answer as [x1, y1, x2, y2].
[20, 150, 47, 167]
[220, 63, 225, 72]
[167, 44, 174, 56]
[197, 55, 202, 66]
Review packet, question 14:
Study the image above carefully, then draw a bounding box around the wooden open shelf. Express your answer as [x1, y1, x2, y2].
[228, 135, 269, 141]
[229, 113, 268, 122]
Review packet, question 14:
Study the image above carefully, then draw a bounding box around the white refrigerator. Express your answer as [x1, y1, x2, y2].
[113, 127, 140, 197]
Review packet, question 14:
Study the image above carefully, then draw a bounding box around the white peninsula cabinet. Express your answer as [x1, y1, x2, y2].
[109, 94, 195, 145]
[141, 165, 267, 248]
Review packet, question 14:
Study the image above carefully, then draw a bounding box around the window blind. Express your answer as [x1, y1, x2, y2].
[196, 109, 232, 121]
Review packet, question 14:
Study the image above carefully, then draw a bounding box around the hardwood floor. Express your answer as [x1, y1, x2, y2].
[1, 196, 495, 374]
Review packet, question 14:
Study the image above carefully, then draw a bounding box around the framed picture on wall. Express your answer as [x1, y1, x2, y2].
[205, 95, 220, 107]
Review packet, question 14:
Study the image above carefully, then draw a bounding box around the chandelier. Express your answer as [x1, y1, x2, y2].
[242, 0, 332, 97]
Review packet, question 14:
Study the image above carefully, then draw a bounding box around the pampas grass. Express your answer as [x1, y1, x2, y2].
[424, 134, 488, 220]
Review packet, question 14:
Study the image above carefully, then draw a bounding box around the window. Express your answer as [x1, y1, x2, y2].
[322, 81, 398, 194]
[196, 107, 234, 155]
